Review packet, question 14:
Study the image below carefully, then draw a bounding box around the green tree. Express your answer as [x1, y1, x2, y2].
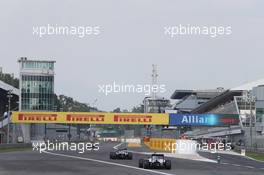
[0, 71, 19, 88]
[54, 94, 97, 112]
[132, 104, 144, 113]
[113, 107, 121, 113]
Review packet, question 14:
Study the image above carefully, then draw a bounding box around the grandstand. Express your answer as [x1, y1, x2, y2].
[175, 79, 264, 148]
[0, 80, 19, 116]
[171, 88, 225, 113]
[0, 80, 19, 143]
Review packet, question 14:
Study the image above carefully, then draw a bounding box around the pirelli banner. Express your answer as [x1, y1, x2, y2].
[11, 112, 169, 125]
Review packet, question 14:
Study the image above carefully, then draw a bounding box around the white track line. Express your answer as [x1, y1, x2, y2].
[221, 162, 258, 169]
[43, 151, 176, 175]
[221, 162, 229, 165]
[244, 165, 254, 169]
[230, 164, 241, 167]
[113, 143, 123, 150]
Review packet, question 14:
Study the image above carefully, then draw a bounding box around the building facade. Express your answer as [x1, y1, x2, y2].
[19, 57, 55, 111]
[18, 57, 55, 142]
[143, 96, 170, 113]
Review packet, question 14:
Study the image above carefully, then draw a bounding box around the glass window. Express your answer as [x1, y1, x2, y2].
[256, 108, 264, 122]
[21, 73, 54, 111]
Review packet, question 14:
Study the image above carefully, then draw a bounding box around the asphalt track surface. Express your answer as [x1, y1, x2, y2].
[0, 142, 263, 175]
[199, 151, 264, 169]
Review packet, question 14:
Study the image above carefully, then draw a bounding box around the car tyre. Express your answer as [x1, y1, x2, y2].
[165, 160, 171, 169]
[139, 159, 144, 168]
[110, 152, 116, 159]
[143, 160, 149, 169]
[127, 152, 133, 160]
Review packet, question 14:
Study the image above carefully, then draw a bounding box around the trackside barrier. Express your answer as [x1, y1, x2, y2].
[144, 138, 176, 153]
[98, 137, 119, 142]
[121, 138, 142, 148]
[0, 143, 31, 149]
[121, 138, 141, 144]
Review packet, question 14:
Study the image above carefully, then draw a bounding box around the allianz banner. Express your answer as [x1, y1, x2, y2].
[169, 113, 240, 126]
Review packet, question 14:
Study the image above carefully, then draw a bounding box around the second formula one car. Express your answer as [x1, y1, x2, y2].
[110, 148, 133, 160]
[139, 153, 171, 169]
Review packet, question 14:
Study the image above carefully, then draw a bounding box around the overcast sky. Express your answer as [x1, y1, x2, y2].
[0, 0, 264, 111]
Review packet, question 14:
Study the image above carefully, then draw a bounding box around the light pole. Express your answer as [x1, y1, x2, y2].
[90, 99, 97, 140]
[7, 89, 13, 144]
[0, 115, 4, 143]
[244, 92, 256, 148]
[250, 99, 252, 148]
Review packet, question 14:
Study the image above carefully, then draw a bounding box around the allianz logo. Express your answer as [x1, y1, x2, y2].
[181, 115, 211, 124]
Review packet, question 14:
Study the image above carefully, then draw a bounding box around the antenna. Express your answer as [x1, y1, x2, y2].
[151, 64, 158, 99]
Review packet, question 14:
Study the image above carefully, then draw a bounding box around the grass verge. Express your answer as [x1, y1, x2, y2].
[246, 152, 264, 161]
[0, 147, 31, 153]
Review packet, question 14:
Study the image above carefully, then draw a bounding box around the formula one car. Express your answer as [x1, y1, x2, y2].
[110, 148, 133, 160]
[139, 153, 171, 169]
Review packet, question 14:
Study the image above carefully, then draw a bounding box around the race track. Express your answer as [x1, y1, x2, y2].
[0, 142, 263, 175]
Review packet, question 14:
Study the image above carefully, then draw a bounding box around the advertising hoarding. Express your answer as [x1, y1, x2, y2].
[11, 112, 169, 125]
[169, 113, 239, 126]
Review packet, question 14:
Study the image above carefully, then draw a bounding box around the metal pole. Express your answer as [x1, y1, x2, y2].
[12, 124, 15, 143]
[1, 116, 3, 130]
[44, 124, 47, 140]
[0, 116, 3, 143]
[68, 124, 71, 141]
[7, 90, 13, 144]
[250, 96, 253, 148]
[252, 96, 256, 149]
[7, 91, 10, 144]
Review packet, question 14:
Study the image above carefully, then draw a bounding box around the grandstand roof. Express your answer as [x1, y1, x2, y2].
[191, 90, 243, 114]
[0, 80, 19, 95]
[231, 78, 264, 91]
[171, 89, 224, 100]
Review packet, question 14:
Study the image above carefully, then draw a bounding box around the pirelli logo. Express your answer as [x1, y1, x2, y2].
[114, 115, 152, 123]
[18, 114, 57, 121]
[66, 114, 105, 122]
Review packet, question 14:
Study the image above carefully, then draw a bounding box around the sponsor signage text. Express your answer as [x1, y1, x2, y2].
[169, 114, 239, 126]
